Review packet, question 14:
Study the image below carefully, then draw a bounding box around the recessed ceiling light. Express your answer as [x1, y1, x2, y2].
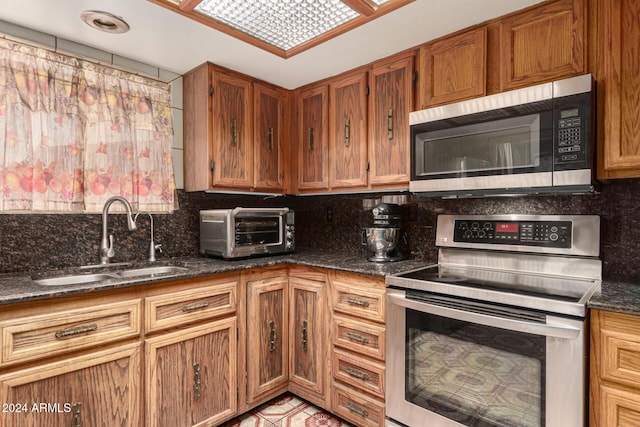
[81, 10, 130, 34]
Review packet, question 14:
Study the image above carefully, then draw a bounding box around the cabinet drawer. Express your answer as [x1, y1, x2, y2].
[333, 348, 385, 398]
[332, 281, 385, 323]
[333, 316, 385, 361]
[145, 278, 237, 333]
[332, 382, 385, 427]
[598, 311, 640, 387]
[1, 298, 141, 365]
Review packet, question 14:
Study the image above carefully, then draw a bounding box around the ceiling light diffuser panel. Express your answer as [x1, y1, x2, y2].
[148, 0, 413, 57]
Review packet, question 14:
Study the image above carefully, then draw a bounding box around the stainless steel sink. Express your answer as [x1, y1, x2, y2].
[115, 266, 189, 278]
[32, 265, 189, 286]
[33, 273, 118, 286]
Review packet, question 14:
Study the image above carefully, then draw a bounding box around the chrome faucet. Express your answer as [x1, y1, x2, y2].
[100, 196, 137, 264]
[134, 211, 162, 262]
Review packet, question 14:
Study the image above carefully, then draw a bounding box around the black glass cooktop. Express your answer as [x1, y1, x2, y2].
[395, 265, 595, 303]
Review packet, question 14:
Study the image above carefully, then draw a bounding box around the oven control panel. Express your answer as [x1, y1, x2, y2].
[453, 220, 572, 248]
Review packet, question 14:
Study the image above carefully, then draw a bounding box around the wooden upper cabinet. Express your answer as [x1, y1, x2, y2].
[368, 53, 414, 187]
[329, 70, 369, 189]
[598, 0, 640, 178]
[254, 82, 285, 190]
[297, 84, 329, 191]
[418, 27, 486, 109]
[212, 71, 254, 188]
[498, 0, 586, 91]
[183, 63, 254, 191]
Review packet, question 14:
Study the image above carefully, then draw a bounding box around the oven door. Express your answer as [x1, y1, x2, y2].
[386, 289, 586, 427]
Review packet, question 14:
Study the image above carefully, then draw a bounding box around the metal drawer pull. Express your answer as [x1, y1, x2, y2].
[193, 363, 201, 400]
[344, 117, 350, 147]
[231, 118, 237, 147]
[346, 367, 370, 380]
[346, 297, 370, 308]
[346, 332, 370, 344]
[267, 126, 274, 152]
[387, 107, 394, 140]
[308, 127, 314, 152]
[269, 320, 277, 352]
[182, 301, 209, 312]
[301, 320, 308, 351]
[346, 402, 369, 417]
[55, 323, 98, 339]
[70, 402, 82, 427]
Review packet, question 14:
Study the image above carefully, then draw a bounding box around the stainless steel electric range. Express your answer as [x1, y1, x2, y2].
[386, 214, 601, 427]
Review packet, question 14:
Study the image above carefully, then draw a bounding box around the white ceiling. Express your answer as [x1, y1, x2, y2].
[0, 0, 544, 89]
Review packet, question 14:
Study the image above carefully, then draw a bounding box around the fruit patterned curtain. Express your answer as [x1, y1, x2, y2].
[0, 38, 176, 212]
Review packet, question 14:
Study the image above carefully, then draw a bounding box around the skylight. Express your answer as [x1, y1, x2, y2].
[148, 0, 414, 58]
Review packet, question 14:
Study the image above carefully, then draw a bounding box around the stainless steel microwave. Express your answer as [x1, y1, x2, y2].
[409, 74, 595, 198]
[200, 207, 294, 259]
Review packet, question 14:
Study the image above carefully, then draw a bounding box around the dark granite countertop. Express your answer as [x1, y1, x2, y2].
[588, 279, 640, 316]
[0, 250, 432, 306]
[3, 250, 637, 316]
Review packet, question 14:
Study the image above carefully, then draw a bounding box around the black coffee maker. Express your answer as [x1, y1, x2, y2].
[363, 203, 407, 262]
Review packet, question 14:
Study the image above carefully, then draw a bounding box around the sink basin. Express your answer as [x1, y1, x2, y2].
[116, 266, 189, 278]
[34, 273, 118, 286]
[32, 265, 189, 286]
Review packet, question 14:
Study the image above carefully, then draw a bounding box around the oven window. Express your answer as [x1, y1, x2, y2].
[406, 309, 545, 427]
[234, 217, 281, 246]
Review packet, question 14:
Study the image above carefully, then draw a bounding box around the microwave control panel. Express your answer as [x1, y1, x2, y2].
[554, 89, 591, 167]
[453, 220, 572, 248]
[557, 113, 584, 163]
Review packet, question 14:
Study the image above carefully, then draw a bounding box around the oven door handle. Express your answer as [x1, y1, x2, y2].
[388, 293, 581, 340]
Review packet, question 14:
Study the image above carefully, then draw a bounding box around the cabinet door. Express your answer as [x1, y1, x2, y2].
[212, 70, 253, 188]
[499, 0, 586, 91]
[297, 85, 329, 191]
[599, 0, 640, 177]
[246, 274, 289, 404]
[368, 54, 414, 187]
[329, 71, 368, 189]
[289, 276, 326, 399]
[0, 343, 141, 427]
[254, 83, 284, 190]
[418, 27, 486, 108]
[146, 318, 237, 427]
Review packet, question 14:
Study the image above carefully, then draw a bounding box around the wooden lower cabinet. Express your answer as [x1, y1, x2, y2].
[332, 382, 385, 427]
[288, 268, 329, 408]
[590, 309, 640, 426]
[0, 343, 141, 427]
[245, 269, 289, 406]
[329, 271, 387, 427]
[146, 319, 237, 427]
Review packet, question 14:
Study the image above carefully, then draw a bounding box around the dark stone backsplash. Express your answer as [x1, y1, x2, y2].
[1, 181, 640, 282]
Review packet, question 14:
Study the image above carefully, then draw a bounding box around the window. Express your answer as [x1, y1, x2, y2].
[0, 38, 177, 213]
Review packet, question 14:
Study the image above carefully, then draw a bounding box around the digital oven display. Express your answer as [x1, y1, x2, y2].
[496, 223, 519, 233]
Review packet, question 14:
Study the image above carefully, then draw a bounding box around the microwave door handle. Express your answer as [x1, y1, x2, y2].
[388, 293, 580, 340]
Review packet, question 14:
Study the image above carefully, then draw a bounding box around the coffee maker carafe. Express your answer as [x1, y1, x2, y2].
[363, 203, 407, 262]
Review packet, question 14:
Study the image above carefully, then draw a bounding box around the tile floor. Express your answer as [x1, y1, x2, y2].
[221, 393, 355, 427]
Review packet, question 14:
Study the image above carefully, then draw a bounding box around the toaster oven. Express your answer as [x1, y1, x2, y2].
[200, 207, 294, 259]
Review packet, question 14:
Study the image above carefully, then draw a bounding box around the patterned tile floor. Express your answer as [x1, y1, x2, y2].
[221, 393, 355, 427]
